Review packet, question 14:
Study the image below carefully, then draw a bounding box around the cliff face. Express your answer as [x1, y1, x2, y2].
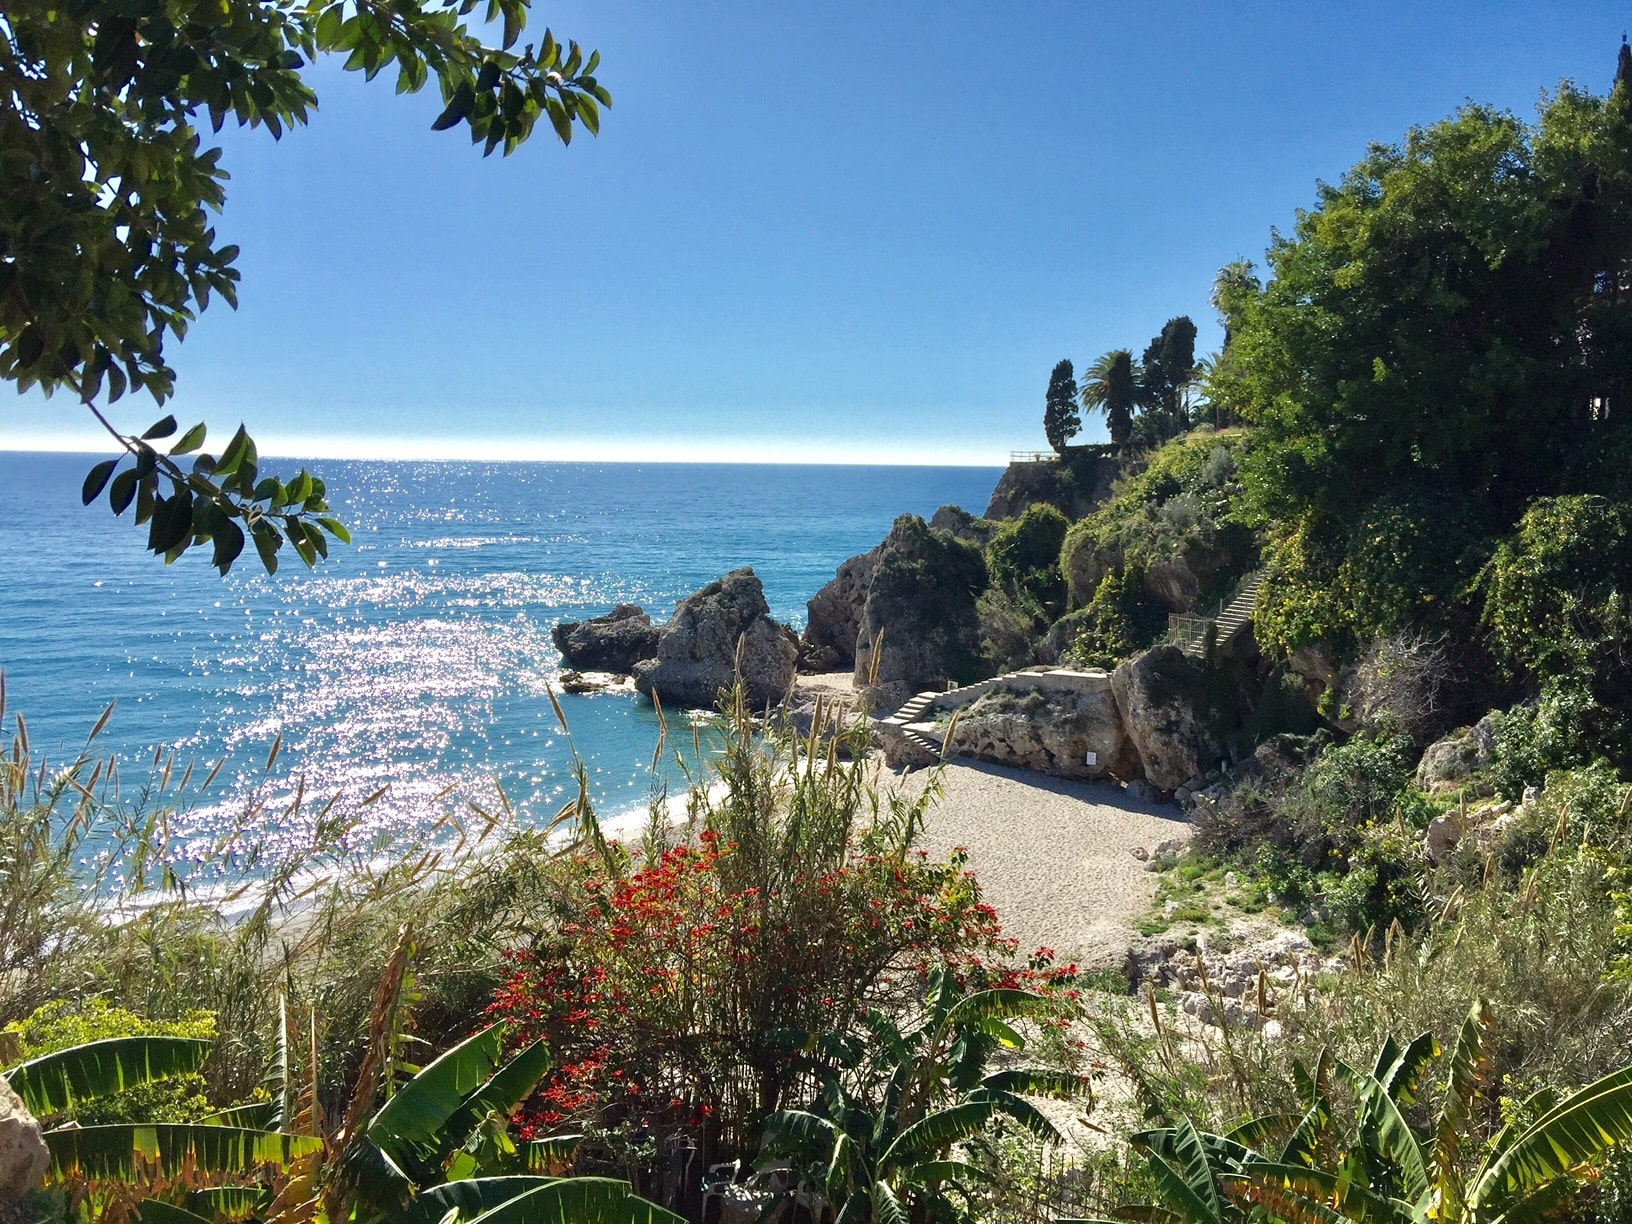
[632, 568, 798, 710]
[985, 452, 1118, 521]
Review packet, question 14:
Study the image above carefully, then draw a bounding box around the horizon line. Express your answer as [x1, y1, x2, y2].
[0, 433, 1016, 467]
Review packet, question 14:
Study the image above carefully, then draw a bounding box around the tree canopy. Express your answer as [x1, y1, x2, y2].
[2, 0, 608, 572]
[1043, 358, 1079, 454]
[1079, 349, 1138, 448]
[1212, 72, 1632, 654]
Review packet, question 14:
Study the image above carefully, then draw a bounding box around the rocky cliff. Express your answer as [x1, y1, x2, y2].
[552, 603, 662, 673]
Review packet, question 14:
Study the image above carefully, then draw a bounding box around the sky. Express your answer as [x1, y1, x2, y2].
[5, 1, 1629, 464]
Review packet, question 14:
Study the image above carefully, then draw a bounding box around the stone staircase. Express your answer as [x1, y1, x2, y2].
[874, 669, 1111, 760]
[1168, 571, 1265, 659]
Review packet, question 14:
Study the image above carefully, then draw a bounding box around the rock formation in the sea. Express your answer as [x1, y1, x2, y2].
[801, 548, 880, 672]
[633, 568, 798, 710]
[949, 678, 1139, 781]
[984, 453, 1115, 521]
[1110, 645, 1224, 791]
[0, 1079, 47, 1206]
[552, 604, 662, 673]
[853, 516, 987, 710]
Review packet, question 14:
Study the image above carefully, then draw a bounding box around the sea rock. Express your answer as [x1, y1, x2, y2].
[1111, 646, 1223, 792]
[633, 569, 797, 710]
[551, 604, 662, 673]
[0, 1080, 47, 1205]
[853, 516, 987, 710]
[802, 549, 879, 672]
[946, 679, 1139, 780]
[1416, 714, 1499, 794]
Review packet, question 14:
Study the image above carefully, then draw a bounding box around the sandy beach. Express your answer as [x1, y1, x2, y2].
[904, 759, 1192, 967]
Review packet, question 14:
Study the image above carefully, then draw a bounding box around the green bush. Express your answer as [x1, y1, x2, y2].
[986, 502, 1069, 615]
[1489, 680, 1628, 799]
[2, 999, 218, 1124]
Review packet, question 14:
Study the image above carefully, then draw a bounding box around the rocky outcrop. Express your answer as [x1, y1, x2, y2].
[985, 454, 1114, 521]
[928, 504, 995, 547]
[802, 549, 880, 672]
[948, 679, 1140, 780]
[633, 569, 797, 710]
[0, 1080, 47, 1205]
[853, 516, 987, 710]
[1111, 645, 1224, 791]
[552, 604, 661, 674]
[1415, 713, 1499, 794]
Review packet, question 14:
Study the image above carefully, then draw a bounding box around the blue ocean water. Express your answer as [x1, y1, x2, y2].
[0, 453, 999, 852]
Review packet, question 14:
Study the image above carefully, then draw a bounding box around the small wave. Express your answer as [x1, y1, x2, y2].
[410, 535, 541, 549]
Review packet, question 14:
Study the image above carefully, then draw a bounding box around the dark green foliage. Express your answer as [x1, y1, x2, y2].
[1137, 316, 1199, 442]
[2, 0, 608, 572]
[1061, 569, 1159, 670]
[1044, 359, 1081, 454]
[1483, 496, 1632, 690]
[1213, 80, 1632, 657]
[1489, 680, 1631, 799]
[986, 503, 1069, 616]
[1080, 350, 1140, 448]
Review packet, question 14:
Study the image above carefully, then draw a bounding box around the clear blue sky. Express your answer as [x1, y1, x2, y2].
[7, 1, 1628, 463]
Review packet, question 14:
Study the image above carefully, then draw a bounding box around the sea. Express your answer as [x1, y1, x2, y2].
[0, 453, 1000, 864]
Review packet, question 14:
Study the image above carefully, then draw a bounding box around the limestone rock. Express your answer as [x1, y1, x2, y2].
[984, 454, 1113, 521]
[947, 679, 1139, 780]
[1415, 713, 1499, 794]
[633, 569, 797, 710]
[1111, 646, 1223, 792]
[928, 504, 995, 546]
[0, 1080, 47, 1205]
[852, 516, 987, 710]
[551, 604, 661, 674]
[802, 548, 879, 671]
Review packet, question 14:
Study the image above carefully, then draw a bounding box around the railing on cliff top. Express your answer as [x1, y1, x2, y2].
[1007, 443, 1120, 464]
[1009, 451, 1055, 463]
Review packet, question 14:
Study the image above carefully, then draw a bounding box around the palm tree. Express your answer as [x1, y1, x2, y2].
[1079, 350, 1140, 449]
[761, 967, 1089, 1224]
[1064, 999, 1632, 1224]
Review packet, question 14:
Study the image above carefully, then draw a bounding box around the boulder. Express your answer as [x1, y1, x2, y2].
[0, 1080, 46, 1205]
[802, 548, 879, 671]
[947, 680, 1139, 780]
[1415, 713, 1499, 794]
[1111, 645, 1224, 791]
[633, 569, 798, 710]
[551, 604, 661, 673]
[853, 516, 987, 710]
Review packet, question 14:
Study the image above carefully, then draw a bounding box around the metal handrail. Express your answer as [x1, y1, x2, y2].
[1008, 451, 1055, 463]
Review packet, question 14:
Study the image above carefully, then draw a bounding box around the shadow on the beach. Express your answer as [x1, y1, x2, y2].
[938, 757, 1192, 828]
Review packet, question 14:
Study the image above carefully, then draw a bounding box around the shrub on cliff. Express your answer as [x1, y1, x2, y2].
[986, 503, 1069, 617]
[1059, 431, 1256, 614]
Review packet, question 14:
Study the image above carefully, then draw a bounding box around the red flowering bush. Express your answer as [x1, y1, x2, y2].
[485, 687, 1083, 1165]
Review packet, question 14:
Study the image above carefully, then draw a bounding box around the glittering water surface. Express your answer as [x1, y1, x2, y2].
[0, 454, 999, 853]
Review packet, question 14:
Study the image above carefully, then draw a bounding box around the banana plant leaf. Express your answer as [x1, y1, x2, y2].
[137, 1200, 213, 1224]
[6, 1038, 213, 1118]
[394, 1176, 561, 1224]
[45, 1124, 321, 1180]
[454, 1176, 685, 1224]
[367, 1027, 507, 1164]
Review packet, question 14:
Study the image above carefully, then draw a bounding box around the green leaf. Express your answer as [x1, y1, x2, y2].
[110, 468, 139, 515]
[459, 1177, 685, 1224]
[5, 1037, 212, 1118]
[252, 522, 282, 575]
[521, 1135, 584, 1173]
[433, 83, 475, 131]
[878, 1101, 995, 1172]
[83, 458, 119, 505]
[397, 1177, 561, 1224]
[137, 1201, 212, 1224]
[365, 1026, 506, 1166]
[317, 517, 352, 544]
[170, 423, 207, 455]
[186, 1187, 270, 1221]
[44, 1125, 320, 1180]
[442, 1039, 553, 1149]
[141, 415, 178, 440]
[212, 519, 246, 575]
